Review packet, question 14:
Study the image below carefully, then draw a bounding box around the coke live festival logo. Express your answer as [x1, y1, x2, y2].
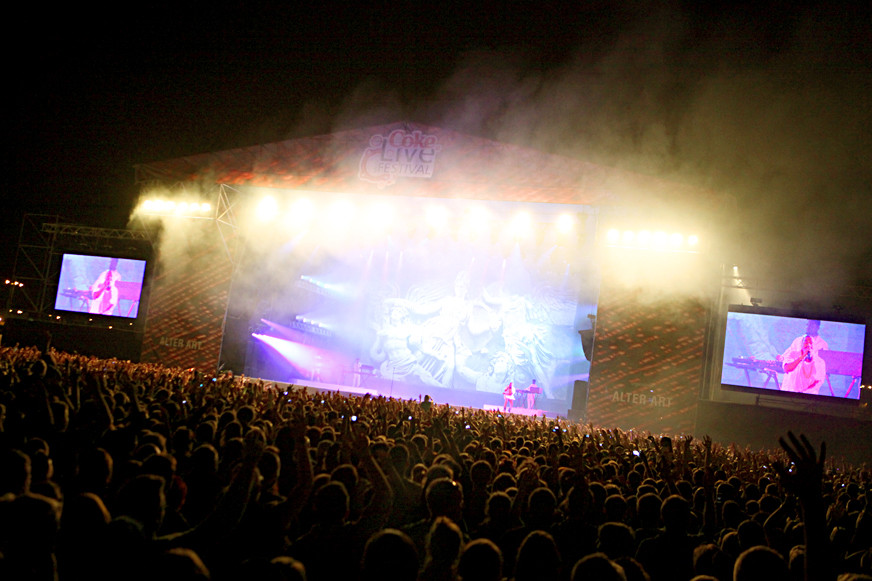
[358, 129, 441, 187]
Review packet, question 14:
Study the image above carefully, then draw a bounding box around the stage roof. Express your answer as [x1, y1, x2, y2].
[134, 121, 717, 211]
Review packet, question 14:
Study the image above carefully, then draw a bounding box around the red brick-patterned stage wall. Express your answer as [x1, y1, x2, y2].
[586, 287, 707, 434]
[140, 222, 233, 371]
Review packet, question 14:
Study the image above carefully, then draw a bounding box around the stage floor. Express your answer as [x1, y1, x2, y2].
[482, 404, 547, 417]
[259, 378, 561, 418]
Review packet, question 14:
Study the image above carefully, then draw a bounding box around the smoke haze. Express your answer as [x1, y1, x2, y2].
[8, 1, 870, 309]
[315, 2, 872, 300]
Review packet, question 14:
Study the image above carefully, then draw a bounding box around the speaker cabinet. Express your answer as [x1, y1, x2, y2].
[571, 380, 589, 410]
[579, 330, 594, 361]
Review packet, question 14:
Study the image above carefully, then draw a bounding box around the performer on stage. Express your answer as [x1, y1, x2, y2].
[89, 258, 121, 315]
[352, 358, 362, 387]
[311, 355, 323, 382]
[503, 382, 514, 412]
[778, 319, 828, 395]
[526, 379, 538, 409]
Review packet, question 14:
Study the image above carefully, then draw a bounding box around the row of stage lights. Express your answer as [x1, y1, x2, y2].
[252, 196, 579, 236]
[135, 196, 701, 252]
[136, 194, 577, 234]
[603, 228, 700, 253]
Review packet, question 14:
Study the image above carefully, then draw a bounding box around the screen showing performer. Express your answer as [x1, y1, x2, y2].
[720, 306, 866, 400]
[55, 253, 147, 318]
[778, 319, 828, 394]
[89, 258, 121, 315]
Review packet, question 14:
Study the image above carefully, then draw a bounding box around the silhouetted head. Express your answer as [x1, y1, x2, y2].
[314, 481, 350, 525]
[426, 478, 464, 523]
[361, 529, 419, 581]
[571, 552, 626, 581]
[515, 530, 561, 581]
[458, 538, 503, 581]
[733, 546, 787, 581]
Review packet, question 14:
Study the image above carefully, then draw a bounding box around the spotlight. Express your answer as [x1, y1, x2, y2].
[636, 230, 652, 247]
[556, 214, 574, 234]
[461, 206, 491, 238]
[328, 200, 355, 229]
[510, 211, 532, 239]
[368, 202, 395, 232]
[255, 197, 278, 222]
[289, 198, 315, 223]
[425, 205, 449, 232]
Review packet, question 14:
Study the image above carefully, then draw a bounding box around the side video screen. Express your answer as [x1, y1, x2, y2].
[721, 306, 865, 400]
[55, 253, 147, 319]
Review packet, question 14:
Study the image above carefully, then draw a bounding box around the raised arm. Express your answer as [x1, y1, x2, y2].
[775, 431, 832, 581]
[351, 426, 394, 534]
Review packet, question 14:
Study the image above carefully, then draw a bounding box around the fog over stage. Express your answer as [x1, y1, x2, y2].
[228, 193, 599, 417]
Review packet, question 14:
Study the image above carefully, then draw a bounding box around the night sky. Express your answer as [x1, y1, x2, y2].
[5, 1, 872, 299]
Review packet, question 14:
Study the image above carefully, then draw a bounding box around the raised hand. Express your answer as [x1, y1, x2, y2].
[243, 427, 267, 463]
[517, 462, 541, 491]
[351, 426, 371, 459]
[775, 433, 832, 581]
[702, 435, 712, 465]
[775, 431, 826, 503]
[289, 406, 308, 441]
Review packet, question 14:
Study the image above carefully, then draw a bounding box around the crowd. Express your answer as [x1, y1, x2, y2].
[0, 342, 870, 581]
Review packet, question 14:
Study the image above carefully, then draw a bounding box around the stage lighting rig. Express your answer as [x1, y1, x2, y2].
[138, 199, 213, 218]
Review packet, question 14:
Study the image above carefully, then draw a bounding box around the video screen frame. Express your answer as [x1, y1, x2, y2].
[54, 253, 149, 319]
[720, 304, 866, 403]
